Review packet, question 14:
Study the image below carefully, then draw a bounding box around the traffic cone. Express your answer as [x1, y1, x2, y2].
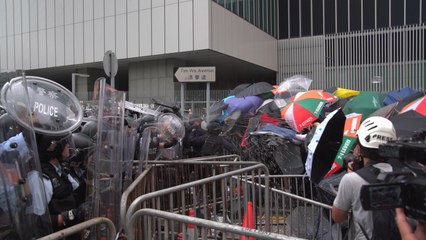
[186, 209, 196, 240]
[241, 201, 254, 240]
[177, 209, 196, 240]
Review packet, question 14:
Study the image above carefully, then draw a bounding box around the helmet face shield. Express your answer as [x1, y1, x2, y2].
[67, 132, 95, 167]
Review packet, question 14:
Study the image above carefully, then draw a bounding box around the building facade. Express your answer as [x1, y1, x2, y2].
[278, 0, 426, 91]
[1, 0, 425, 106]
[0, 0, 277, 104]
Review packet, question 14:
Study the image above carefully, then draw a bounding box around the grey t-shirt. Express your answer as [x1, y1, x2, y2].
[333, 163, 393, 240]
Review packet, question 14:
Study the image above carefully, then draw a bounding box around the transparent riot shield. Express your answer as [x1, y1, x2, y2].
[137, 126, 160, 174]
[0, 73, 56, 239]
[122, 117, 138, 190]
[89, 78, 125, 239]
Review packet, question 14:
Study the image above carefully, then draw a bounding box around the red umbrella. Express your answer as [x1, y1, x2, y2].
[280, 90, 337, 132]
[400, 96, 426, 116]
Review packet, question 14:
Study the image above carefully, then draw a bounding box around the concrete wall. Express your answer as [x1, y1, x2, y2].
[0, 0, 211, 72]
[128, 58, 186, 104]
[210, 3, 278, 71]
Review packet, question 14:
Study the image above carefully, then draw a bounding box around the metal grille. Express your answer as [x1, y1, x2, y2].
[278, 24, 426, 92]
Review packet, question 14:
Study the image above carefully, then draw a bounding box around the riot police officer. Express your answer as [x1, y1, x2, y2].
[66, 132, 95, 206]
[36, 133, 86, 239]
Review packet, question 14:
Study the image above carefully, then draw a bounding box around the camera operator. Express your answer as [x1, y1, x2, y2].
[332, 116, 398, 240]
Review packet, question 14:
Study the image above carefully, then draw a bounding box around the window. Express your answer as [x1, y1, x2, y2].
[406, 0, 420, 25]
[279, 0, 289, 39]
[337, 0, 348, 33]
[301, 0, 311, 36]
[350, 0, 361, 31]
[312, 0, 323, 35]
[325, 0, 335, 34]
[363, 0, 375, 30]
[377, 0, 389, 28]
[290, 0, 300, 37]
[391, 0, 404, 27]
[423, 0, 426, 23]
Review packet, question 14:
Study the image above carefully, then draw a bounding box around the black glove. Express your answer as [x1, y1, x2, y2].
[61, 202, 91, 226]
[61, 207, 85, 226]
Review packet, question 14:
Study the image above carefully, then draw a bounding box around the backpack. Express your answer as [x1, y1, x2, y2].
[355, 165, 401, 240]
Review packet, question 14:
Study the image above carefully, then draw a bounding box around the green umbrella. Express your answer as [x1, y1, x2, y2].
[342, 91, 385, 121]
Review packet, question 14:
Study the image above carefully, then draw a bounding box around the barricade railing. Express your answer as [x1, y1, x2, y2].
[129, 208, 305, 240]
[125, 161, 270, 239]
[120, 155, 241, 229]
[37, 217, 116, 240]
[257, 175, 345, 239]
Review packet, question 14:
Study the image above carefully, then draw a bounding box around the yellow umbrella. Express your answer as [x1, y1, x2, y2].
[333, 87, 360, 99]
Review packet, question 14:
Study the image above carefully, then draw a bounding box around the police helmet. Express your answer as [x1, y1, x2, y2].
[36, 133, 72, 162]
[81, 121, 97, 140]
[69, 132, 95, 166]
[0, 113, 23, 142]
[357, 116, 397, 149]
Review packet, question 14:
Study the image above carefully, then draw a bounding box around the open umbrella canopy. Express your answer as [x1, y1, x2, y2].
[368, 102, 397, 118]
[342, 91, 385, 121]
[325, 87, 360, 99]
[281, 90, 337, 132]
[390, 110, 426, 138]
[226, 95, 264, 115]
[383, 87, 417, 106]
[207, 100, 228, 123]
[235, 82, 274, 98]
[273, 75, 313, 98]
[256, 99, 282, 118]
[325, 113, 362, 177]
[229, 83, 252, 96]
[305, 109, 346, 184]
[400, 95, 426, 116]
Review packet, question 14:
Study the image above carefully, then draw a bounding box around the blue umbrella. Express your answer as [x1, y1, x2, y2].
[383, 87, 417, 106]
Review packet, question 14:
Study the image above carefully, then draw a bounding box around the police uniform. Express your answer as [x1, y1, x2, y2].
[42, 162, 80, 231]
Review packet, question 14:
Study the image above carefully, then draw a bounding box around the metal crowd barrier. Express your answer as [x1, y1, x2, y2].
[120, 155, 241, 229]
[37, 217, 116, 240]
[130, 209, 305, 240]
[261, 175, 345, 239]
[125, 161, 270, 239]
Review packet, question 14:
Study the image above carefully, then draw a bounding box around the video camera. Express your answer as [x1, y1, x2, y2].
[359, 130, 426, 222]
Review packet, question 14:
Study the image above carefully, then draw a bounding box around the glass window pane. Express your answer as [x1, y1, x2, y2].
[337, 0, 348, 32]
[290, 0, 299, 37]
[363, 0, 375, 30]
[391, 0, 404, 27]
[406, 0, 420, 25]
[301, 0, 311, 36]
[350, 0, 361, 31]
[423, 0, 426, 23]
[279, 0, 289, 39]
[313, 0, 323, 35]
[325, 0, 335, 34]
[377, 0, 389, 28]
[249, 0, 255, 24]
